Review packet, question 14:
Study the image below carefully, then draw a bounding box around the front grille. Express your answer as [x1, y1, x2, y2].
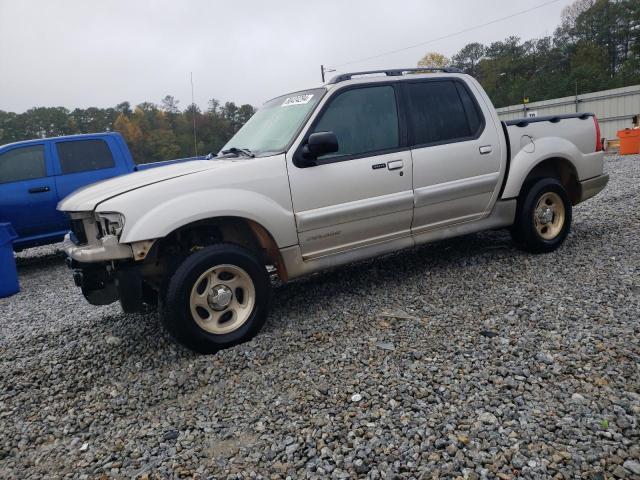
[70, 219, 88, 245]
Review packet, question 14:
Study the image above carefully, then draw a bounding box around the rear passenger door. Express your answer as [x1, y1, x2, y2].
[52, 138, 120, 224]
[404, 79, 502, 234]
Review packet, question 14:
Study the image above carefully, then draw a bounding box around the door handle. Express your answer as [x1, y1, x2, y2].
[387, 160, 404, 170]
[479, 145, 492, 155]
[28, 186, 50, 194]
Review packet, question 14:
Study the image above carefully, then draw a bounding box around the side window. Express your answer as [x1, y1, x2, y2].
[406, 81, 482, 146]
[56, 139, 115, 174]
[313, 85, 399, 159]
[0, 145, 46, 183]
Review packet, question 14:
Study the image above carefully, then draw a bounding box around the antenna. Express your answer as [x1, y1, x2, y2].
[191, 72, 198, 157]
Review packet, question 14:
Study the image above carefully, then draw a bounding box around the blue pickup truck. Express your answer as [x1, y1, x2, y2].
[0, 132, 201, 250]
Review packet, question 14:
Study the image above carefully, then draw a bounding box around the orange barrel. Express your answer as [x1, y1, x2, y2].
[617, 129, 640, 155]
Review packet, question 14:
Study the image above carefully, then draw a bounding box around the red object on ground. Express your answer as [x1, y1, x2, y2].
[617, 129, 640, 155]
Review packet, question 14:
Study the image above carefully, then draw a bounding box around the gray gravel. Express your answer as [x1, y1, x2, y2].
[1, 154, 639, 479]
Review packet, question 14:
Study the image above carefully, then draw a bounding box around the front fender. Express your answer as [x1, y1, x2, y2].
[101, 188, 298, 248]
[501, 137, 601, 199]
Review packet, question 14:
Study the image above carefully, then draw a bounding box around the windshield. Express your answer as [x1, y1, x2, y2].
[220, 88, 325, 156]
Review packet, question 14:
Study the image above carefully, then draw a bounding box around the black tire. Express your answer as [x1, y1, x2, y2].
[160, 243, 271, 354]
[511, 177, 572, 253]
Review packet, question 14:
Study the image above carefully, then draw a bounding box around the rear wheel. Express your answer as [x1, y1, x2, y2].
[511, 178, 572, 253]
[160, 243, 270, 353]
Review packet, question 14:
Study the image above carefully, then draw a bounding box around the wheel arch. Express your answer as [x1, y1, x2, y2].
[520, 157, 580, 205]
[149, 216, 290, 281]
[502, 150, 580, 205]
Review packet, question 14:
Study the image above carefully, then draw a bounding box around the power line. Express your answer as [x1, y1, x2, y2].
[328, 0, 564, 70]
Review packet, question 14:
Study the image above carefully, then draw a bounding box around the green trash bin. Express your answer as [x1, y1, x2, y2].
[0, 223, 19, 298]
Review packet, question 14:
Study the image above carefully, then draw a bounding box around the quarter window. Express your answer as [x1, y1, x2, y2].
[455, 82, 482, 134]
[312, 85, 399, 160]
[0, 145, 46, 183]
[56, 139, 115, 174]
[406, 81, 483, 145]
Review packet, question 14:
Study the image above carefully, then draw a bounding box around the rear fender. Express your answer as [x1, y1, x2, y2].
[501, 137, 588, 199]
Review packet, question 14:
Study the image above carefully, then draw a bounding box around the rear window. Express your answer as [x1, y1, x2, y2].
[56, 139, 115, 174]
[406, 80, 483, 146]
[0, 145, 46, 183]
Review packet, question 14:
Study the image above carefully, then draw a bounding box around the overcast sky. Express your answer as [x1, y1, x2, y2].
[0, 0, 574, 113]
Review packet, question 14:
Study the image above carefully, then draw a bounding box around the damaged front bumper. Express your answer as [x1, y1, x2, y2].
[65, 252, 146, 310]
[63, 233, 153, 310]
[62, 212, 158, 310]
[63, 232, 133, 263]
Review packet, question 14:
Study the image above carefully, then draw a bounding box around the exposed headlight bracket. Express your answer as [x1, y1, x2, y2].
[96, 212, 125, 237]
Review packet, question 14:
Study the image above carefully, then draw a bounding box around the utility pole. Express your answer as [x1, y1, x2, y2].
[574, 79, 579, 113]
[191, 72, 198, 157]
[320, 65, 335, 83]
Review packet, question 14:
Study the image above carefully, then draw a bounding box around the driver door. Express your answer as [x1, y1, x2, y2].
[287, 84, 414, 259]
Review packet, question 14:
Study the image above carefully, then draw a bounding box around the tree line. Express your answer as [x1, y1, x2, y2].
[1, 0, 638, 162]
[419, 0, 640, 108]
[0, 97, 254, 163]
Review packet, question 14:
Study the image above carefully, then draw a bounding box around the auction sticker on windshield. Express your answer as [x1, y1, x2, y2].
[282, 94, 314, 107]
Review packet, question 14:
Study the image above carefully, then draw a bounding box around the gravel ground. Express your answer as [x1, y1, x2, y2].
[1, 154, 639, 480]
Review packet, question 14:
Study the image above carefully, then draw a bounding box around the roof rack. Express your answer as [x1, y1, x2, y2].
[327, 67, 463, 84]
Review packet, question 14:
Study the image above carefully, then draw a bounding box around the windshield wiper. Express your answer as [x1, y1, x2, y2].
[220, 147, 255, 158]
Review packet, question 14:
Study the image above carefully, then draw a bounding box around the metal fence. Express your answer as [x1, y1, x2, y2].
[495, 85, 640, 140]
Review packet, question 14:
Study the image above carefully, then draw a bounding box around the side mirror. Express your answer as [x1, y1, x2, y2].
[301, 132, 339, 165]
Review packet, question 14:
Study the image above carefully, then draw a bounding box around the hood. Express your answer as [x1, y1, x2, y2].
[58, 160, 223, 212]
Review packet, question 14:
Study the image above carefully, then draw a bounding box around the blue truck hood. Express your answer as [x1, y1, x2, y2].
[58, 160, 223, 212]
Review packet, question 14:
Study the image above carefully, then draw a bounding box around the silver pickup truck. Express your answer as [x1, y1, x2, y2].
[59, 67, 608, 353]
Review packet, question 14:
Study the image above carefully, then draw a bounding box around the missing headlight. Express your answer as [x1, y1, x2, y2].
[95, 212, 125, 237]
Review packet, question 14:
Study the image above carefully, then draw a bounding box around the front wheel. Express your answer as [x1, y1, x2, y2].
[160, 243, 271, 353]
[511, 178, 572, 253]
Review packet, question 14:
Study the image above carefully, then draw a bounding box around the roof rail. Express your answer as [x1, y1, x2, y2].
[327, 67, 463, 84]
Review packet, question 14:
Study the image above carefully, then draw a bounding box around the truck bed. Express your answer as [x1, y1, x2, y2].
[500, 112, 604, 200]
